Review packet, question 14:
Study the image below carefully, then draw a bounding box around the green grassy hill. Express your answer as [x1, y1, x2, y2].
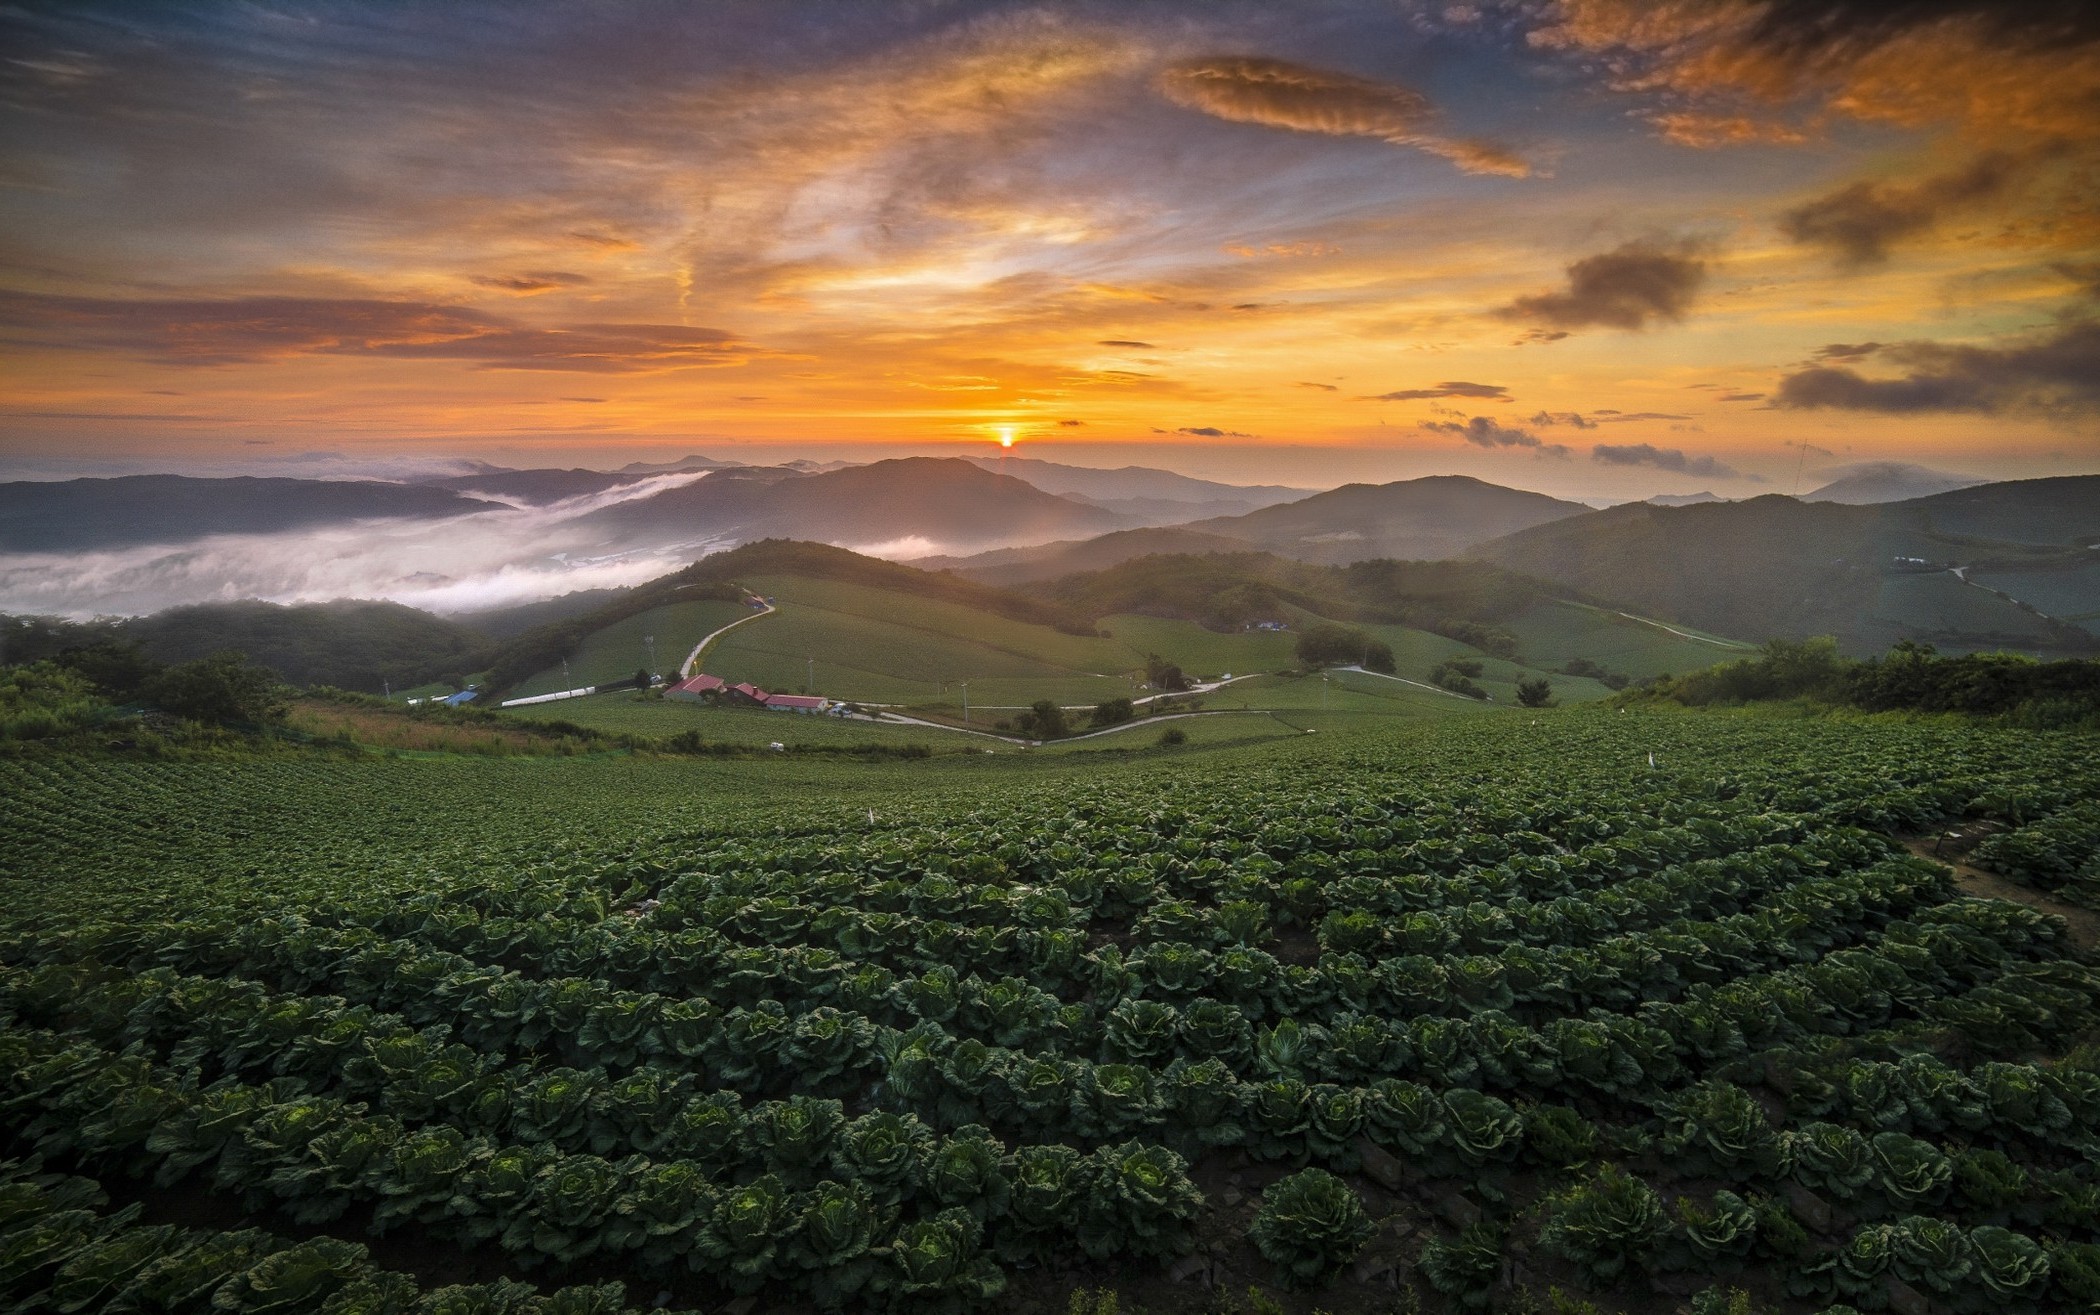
[703, 574, 1136, 708]
[1473, 479, 2100, 655]
[491, 541, 1759, 728]
[508, 598, 753, 697]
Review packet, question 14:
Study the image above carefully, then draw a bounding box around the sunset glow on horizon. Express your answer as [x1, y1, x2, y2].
[3, 0, 2097, 497]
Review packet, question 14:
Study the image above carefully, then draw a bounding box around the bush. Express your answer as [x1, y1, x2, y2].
[1090, 698, 1134, 728]
[1430, 659, 1489, 699]
[1294, 623, 1393, 673]
[139, 651, 288, 727]
[1157, 726, 1187, 747]
[1247, 1167, 1373, 1288]
[1012, 700, 1069, 740]
[1516, 677, 1554, 708]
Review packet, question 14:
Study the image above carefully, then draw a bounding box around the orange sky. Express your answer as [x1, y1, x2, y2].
[2, 0, 2097, 497]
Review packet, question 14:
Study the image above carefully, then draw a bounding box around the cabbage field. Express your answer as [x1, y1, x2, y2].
[3, 712, 2098, 1314]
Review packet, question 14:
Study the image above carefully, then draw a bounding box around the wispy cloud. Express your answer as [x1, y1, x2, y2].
[0, 291, 759, 373]
[1367, 381, 1509, 401]
[1592, 442, 1738, 478]
[1156, 56, 1528, 176]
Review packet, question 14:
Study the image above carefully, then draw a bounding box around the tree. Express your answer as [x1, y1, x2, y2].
[1516, 677, 1554, 708]
[633, 667, 652, 690]
[139, 651, 288, 726]
[1430, 658, 1489, 699]
[53, 641, 160, 701]
[1294, 622, 1393, 673]
[1013, 699, 1068, 740]
[1090, 697, 1134, 728]
[1143, 654, 1190, 692]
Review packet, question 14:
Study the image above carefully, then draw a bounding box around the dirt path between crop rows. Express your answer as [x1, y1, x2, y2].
[1900, 837, 2100, 951]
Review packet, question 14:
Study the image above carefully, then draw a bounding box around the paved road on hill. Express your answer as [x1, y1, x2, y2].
[679, 600, 775, 677]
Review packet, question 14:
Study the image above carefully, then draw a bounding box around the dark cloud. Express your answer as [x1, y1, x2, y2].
[0, 290, 755, 373]
[1424, 416, 1569, 457]
[1780, 153, 2020, 267]
[1098, 339, 1154, 349]
[1516, 328, 1570, 345]
[1530, 410, 1597, 429]
[1599, 411, 1694, 422]
[1529, 1, 2100, 144]
[1718, 392, 1766, 401]
[1058, 419, 1086, 426]
[1740, 1, 2100, 61]
[1497, 242, 1706, 331]
[1367, 380, 1509, 401]
[1773, 321, 2100, 414]
[470, 271, 593, 294]
[1815, 342, 1884, 360]
[1178, 425, 1258, 438]
[1592, 443, 1740, 478]
[561, 396, 608, 403]
[1296, 381, 1338, 391]
[1156, 56, 1529, 176]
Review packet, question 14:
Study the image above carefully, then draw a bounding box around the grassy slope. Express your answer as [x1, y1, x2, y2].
[702, 574, 1138, 707]
[1505, 600, 1754, 678]
[502, 692, 984, 748]
[511, 599, 752, 697]
[1970, 559, 2100, 635]
[542, 573, 1752, 718]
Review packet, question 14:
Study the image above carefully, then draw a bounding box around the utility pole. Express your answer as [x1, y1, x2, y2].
[644, 634, 657, 678]
[561, 656, 571, 689]
[806, 657, 814, 695]
[961, 682, 969, 724]
[383, 679, 390, 701]
[1321, 671, 1329, 711]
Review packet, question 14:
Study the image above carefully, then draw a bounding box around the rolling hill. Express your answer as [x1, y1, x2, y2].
[1181, 474, 1589, 564]
[492, 540, 1740, 730]
[0, 475, 506, 553]
[1802, 461, 1984, 505]
[1472, 477, 2100, 654]
[960, 454, 1313, 522]
[573, 457, 1132, 554]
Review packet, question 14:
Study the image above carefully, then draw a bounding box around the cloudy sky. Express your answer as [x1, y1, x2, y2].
[2, 0, 2097, 496]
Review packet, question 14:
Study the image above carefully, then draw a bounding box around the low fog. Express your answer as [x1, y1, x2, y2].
[0, 472, 732, 620]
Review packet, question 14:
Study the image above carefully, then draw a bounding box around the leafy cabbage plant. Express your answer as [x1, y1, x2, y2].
[1248, 1167, 1373, 1288]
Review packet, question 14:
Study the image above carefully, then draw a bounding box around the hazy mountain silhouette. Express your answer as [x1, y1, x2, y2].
[0, 475, 507, 553]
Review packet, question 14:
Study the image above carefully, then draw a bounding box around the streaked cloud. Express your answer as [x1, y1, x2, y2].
[1592, 442, 1738, 478]
[1425, 415, 1569, 456]
[1780, 153, 2025, 268]
[1367, 381, 1510, 401]
[1774, 321, 2100, 415]
[0, 291, 758, 373]
[1156, 56, 1529, 176]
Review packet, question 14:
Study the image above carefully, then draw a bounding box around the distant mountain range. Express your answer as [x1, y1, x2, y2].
[5, 455, 2094, 659]
[0, 475, 504, 553]
[959, 454, 1311, 522]
[1801, 462, 1985, 505]
[920, 475, 1588, 581]
[573, 457, 1133, 554]
[1183, 475, 1587, 563]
